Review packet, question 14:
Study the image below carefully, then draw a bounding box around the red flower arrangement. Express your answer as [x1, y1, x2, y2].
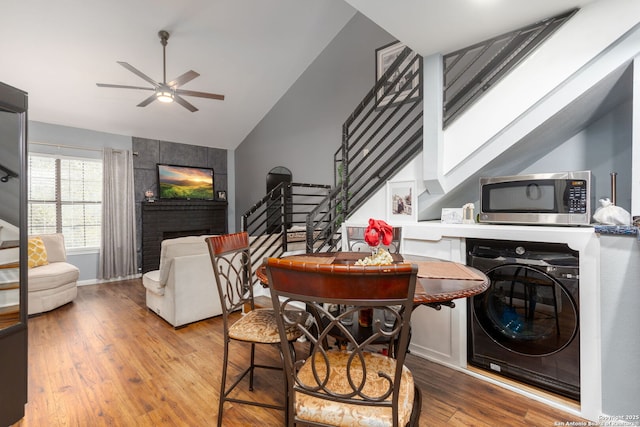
[364, 218, 393, 247]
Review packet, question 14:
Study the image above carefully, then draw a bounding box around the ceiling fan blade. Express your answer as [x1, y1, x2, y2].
[175, 89, 225, 101]
[117, 61, 160, 88]
[96, 83, 154, 91]
[167, 70, 200, 88]
[137, 93, 158, 108]
[174, 94, 198, 112]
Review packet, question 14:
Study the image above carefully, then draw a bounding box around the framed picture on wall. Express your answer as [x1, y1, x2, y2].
[216, 190, 227, 201]
[386, 180, 417, 222]
[375, 41, 420, 107]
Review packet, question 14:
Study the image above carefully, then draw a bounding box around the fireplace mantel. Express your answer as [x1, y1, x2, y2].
[141, 200, 227, 273]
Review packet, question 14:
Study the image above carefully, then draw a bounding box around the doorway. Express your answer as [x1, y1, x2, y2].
[266, 166, 292, 233]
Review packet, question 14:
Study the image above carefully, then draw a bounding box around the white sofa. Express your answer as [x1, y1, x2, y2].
[142, 235, 223, 328]
[28, 233, 79, 315]
[141, 233, 307, 327]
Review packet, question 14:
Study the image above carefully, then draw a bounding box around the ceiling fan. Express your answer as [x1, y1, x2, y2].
[96, 30, 224, 112]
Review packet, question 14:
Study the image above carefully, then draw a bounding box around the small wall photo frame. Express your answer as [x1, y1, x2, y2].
[386, 180, 417, 223]
[375, 41, 420, 107]
[216, 190, 227, 201]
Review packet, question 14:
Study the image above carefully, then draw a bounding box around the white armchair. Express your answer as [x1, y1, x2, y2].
[142, 235, 223, 328]
[28, 233, 79, 315]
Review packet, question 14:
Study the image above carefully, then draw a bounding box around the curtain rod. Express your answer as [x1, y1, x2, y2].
[29, 141, 131, 154]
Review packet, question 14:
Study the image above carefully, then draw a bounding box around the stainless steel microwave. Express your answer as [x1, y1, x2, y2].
[478, 171, 591, 225]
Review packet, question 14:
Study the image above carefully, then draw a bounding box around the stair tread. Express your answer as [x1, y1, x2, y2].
[0, 304, 19, 315]
[0, 282, 19, 291]
[0, 261, 19, 269]
[0, 240, 19, 249]
[0, 309, 20, 328]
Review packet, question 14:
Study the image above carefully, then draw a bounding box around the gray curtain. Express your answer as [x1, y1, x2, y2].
[99, 148, 138, 279]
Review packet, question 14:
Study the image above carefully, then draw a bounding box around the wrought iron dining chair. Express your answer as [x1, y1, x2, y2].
[206, 232, 305, 426]
[266, 258, 422, 427]
[346, 225, 402, 254]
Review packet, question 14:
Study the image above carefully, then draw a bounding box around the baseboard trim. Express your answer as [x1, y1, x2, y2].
[78, 273, 141, 287]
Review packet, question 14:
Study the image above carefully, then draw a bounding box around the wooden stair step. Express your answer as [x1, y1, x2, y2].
[0, 240, 19, 249]
[0, 261, 19, 269]
[0, 304, 19, 316]
[0, 282, 19, 291]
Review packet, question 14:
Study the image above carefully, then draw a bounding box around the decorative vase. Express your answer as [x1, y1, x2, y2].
[369, 244, 380, 257]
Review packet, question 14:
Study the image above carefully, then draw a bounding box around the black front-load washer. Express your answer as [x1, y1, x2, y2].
[467, 238, 580, 400]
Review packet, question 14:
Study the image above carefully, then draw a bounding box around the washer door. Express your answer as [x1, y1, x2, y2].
[472, 263, 578, 356]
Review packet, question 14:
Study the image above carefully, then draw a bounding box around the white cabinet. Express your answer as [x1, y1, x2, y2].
[402, 234, 468, 367]
[599, 234, 640, 418]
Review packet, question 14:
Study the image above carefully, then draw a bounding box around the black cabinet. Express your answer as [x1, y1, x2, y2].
[0, 82, 28, 425]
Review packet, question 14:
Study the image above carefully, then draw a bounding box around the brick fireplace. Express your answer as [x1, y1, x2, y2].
[141, 200, 227, 273]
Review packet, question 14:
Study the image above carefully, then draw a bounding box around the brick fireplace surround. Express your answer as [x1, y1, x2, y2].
[141, 200, 227, 273]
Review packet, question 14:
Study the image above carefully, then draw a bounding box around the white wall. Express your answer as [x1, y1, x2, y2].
[633, 56, 640, 218]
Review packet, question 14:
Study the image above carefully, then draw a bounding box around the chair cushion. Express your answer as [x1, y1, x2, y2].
[28, 237, 49, 268]
[295, 351, 415, 427]
[28, 262, 79, 292]
[229, 308, 304, 343]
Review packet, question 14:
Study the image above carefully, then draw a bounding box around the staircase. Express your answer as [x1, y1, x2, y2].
[244, 1, 640, 252]
[243, 44, 424, 255]
[241, 182, 331, 286]
[0, 219, 20, 329]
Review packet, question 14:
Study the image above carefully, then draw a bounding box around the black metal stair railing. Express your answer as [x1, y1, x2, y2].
[307, 45, 424, 252]
[243, 11, 578, 256]
[241, 181, 330, 286]
[242, 45, 424, 256]
[0, 163, 19, 182]
[443, 9, 577, 128]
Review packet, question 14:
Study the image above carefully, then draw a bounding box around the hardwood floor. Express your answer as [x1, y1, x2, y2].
[13, 279, 591, 426]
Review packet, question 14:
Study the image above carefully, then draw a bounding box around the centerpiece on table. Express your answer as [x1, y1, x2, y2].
[355, 218, 394, 265]
[355, 218, 394, 327]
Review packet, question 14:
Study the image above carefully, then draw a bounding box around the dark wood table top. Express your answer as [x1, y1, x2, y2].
[256, 251, 489, 308]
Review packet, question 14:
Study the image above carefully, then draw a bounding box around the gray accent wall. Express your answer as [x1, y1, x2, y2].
[132, 137, 228, 271]
[234, 13, 395, 227]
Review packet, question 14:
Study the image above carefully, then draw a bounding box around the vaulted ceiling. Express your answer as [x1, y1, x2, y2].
[2, 0, 595, 150]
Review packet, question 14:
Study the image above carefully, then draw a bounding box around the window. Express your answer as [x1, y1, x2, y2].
[28, 154, 103, 249]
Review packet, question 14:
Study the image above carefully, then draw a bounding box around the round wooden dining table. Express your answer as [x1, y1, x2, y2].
[256, 251, 489, 310]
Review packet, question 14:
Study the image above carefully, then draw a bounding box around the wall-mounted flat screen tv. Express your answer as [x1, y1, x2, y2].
[157, 164, 214, 200]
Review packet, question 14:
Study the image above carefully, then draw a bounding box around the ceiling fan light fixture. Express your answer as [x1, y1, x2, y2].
[96, 30, 224, 111]
[156, 89, 174, 103]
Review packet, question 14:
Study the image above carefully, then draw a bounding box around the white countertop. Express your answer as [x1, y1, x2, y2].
[401, 221, 595, 251]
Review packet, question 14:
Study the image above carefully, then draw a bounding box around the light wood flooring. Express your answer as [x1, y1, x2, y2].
[13, 279, 592, 426]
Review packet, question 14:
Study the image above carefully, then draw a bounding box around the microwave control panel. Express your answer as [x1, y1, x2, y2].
[566, 180, 587, 213]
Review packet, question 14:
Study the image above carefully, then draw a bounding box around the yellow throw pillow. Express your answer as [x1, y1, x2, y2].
[28, 237, 49, 268]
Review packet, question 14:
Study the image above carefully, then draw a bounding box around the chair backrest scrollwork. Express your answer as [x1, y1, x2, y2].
[266, 258, 418, 425]
[206, 232, 253, 318]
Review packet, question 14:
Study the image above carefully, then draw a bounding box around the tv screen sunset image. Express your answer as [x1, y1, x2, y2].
[158, 165, 214, 200]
